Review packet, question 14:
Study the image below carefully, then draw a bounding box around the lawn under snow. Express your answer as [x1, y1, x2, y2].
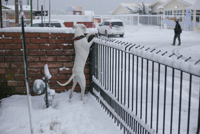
[0, 92, 122, 134]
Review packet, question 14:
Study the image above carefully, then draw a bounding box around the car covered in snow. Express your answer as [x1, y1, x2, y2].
[98, 19, 124, 37]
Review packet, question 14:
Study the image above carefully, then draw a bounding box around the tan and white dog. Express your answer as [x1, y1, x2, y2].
[57, 24, 95, 102]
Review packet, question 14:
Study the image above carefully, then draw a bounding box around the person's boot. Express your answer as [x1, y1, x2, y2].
[178, 44, 181, 46]
[172, 44, 175, 46]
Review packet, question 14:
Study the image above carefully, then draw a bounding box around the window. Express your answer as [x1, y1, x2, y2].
[104, 22, 110, 26]
[165, 10, 172, 15]
[112, 22, 123, 26]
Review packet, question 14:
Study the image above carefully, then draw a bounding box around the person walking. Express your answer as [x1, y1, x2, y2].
[172, 20, 182, 46]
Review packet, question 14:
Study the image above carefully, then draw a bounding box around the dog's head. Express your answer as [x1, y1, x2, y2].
[73, 24, 87, 35]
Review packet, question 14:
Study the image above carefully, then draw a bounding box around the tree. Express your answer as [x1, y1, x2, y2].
[126, 2, 151, 15]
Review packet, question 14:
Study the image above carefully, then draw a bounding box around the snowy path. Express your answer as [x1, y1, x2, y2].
[0, 92, 122, 134]
[111, 25, 200, 62]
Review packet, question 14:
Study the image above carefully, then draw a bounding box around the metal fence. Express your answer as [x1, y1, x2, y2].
[89, 36, 200, 134]
[94, 14, 200, 30]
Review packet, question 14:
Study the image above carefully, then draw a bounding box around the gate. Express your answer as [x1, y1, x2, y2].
[89, 36, 200, 134]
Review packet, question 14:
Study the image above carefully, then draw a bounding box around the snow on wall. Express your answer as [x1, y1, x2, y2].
[0, 27, 98, 33]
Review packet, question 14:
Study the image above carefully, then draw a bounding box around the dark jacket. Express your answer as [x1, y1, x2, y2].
[174, 21, 182, 34]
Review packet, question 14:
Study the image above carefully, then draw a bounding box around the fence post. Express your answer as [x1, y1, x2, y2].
[89, 42, 96, 94]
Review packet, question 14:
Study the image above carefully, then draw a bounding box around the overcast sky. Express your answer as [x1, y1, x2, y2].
[2, 0, 155, 15]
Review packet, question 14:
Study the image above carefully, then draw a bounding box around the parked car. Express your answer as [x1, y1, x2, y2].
[98, 19, 124, 37]
[27, 19, 65, 28]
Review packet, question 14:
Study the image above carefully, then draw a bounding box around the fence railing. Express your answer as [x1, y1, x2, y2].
[89, 36, 200, 134]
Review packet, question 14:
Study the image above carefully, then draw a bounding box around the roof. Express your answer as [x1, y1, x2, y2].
[121, 3, 151, 10]
[149, 0, 167, 6]
[83, 11, 94, 16]
[187, 0, 200, 10]
[160, 0, 197, 7]
[2, 5, 36, 11]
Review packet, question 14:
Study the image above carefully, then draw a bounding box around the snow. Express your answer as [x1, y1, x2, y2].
[0, 25, 200, 134]
[44, 64, 52, 80]
[95, 25, 200, 76]
[0, 27, 98, 34]
[59, 67, 70, 71]
[0, 92, 122, 134]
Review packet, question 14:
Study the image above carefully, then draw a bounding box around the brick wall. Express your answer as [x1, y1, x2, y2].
[0, 32, 90, 99]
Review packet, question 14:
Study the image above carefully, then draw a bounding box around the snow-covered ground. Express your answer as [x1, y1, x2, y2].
[0, 92, 122, 134]
[116, 25, 200, 62]
[0, 25, 199, 134]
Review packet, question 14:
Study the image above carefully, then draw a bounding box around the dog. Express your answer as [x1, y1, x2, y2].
[57, 24, 95, 102]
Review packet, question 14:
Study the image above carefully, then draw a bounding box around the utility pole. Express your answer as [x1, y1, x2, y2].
[37, 0, 39, 10]
[15, 0, 19, 26]
[30, 0, 32, 27]
[0, 0, 3, 28]
[49, 0, 51, 27]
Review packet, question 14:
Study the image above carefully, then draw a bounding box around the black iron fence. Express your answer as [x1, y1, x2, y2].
[89, 36, 200, 134]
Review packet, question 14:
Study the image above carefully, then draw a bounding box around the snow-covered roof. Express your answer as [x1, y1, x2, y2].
[66, 6, 82, 11]
[160, 0, 197, 7]
[187, 0, 200, 10]
[2, 5, 36, 11]
[150, 0, 167, 6]
[83, 11, 94, 16]
[122, 3, 151, 10]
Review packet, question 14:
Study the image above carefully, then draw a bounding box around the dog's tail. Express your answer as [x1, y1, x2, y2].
[57, 74, 75, 86]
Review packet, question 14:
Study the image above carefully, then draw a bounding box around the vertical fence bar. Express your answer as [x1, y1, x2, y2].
[187, 74, 192, 134]
[170, 68, 175, 134]
[114, 49, 117, 98]
[140, 57, 143, 119]
[104, 45, 106, 83]
[197, 77, 200, 134]
[118, 50, 120, 101]
[178, 71, 183, 134]
[128, 53, 131, 109]
[136, 56, 139, 116]
[163, 65, 167, 134]
[105, 46, 107, 89]
[89, 42, 96, 94]
[156, 63, 160, 133]
[124, 52, 127, 106]
[121, 50, 123, 104]
[132, 54, 135, 112]
[150, 61, 154, 129]
[110, 47, 112, 92]
[145, 59, 149, 124]
[101, 45, 103, 85]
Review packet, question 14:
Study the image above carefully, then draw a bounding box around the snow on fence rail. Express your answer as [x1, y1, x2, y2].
[89, 36, 200, 134]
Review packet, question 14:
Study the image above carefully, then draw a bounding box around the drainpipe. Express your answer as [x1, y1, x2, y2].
[15, 0, 19, 26]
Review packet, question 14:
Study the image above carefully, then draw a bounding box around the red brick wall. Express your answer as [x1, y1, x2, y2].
[77, 22, 93, 28]
[0, 32, 90, 98]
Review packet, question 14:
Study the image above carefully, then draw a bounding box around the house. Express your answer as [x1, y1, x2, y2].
[66, 6, 82, 15]
[111, 3, 151, 15]
[149, 0, 167, 14]
[154, 0, 200, 30]
[2, 5, 36, 27]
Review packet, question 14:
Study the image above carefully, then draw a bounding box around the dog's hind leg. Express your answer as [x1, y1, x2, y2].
[76, 73, 86, 102]
[69, 77, 77, 99]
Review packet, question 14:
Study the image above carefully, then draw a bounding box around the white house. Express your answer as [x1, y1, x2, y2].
[111, 3, 151, 15]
